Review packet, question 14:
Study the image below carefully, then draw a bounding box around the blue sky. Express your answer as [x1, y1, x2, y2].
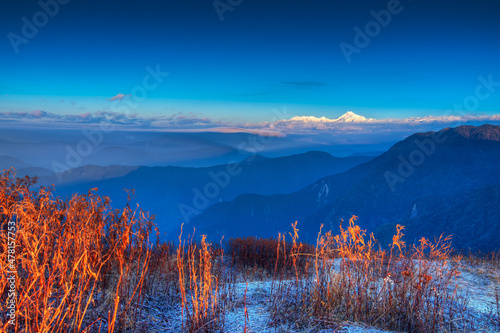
[1, 0, 499, 126]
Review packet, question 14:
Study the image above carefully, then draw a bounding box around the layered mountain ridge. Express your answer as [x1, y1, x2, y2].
[49, 151, 373, 235]
[189, 125, 500, 251]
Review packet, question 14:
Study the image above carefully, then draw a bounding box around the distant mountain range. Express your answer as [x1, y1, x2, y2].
[45, 151, 373, 235]
[0, 155, 55, 178]
[3, 124, 499, 251]
[188, 125, 500, 252]
[0, 132, 272, 170]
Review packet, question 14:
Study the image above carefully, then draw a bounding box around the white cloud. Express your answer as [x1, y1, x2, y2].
[109, 93, 131, 101]
[0, 110, 222, 130]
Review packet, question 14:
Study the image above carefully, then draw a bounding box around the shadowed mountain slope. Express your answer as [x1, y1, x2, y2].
[189, 125, 500, 251]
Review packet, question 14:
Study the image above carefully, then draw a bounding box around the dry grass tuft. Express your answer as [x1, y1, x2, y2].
[0, 169, 153, 332]
[269, 216, 471, 332]
[177, 227, 236, 332]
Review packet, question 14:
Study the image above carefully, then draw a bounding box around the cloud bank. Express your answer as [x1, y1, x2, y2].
[0, 110, 222, 130]
[1, 110, 499, 139]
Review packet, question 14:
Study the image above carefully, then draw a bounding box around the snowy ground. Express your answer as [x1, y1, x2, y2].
[455, 263, 500, 331]
[140, 261, 500, 332]
[223, 280, 399, 333]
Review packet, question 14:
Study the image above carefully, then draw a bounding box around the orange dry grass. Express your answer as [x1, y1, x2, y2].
[270, 216, 467, 332]
[177, 227, 224, 332]
[0, 170, 153, 332]
[227, 222, 313, 280]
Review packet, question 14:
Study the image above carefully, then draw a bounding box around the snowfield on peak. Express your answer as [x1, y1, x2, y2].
[336, 111, 369, 122]
[289, 111, 373, 123]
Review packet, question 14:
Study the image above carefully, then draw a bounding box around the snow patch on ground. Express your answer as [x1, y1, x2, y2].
[456, 264, 500, 321]
[140, 261, 500, 332]
[224, 279, 398, 333]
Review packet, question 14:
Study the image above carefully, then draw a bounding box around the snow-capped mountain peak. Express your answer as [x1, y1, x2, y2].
[336, 111, 367, 122]
[288, 112, 371, 123]
[288, 112, 370, 123]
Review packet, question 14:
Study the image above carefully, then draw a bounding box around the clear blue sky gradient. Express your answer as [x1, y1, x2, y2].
[1, 0, 499, 122]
